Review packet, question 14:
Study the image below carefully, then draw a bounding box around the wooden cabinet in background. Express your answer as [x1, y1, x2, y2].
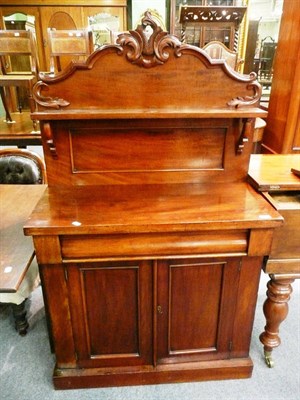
[262, 0, 300, 154]
[0, 1, 127, 71]
[170, 0, 246, 51]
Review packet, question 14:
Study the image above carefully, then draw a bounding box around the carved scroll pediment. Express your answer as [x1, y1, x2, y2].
[116, 11, 181, 68]
[32, 12, 262, 112]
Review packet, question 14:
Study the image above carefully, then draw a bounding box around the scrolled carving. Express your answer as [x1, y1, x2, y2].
[33, 81, 70, 109]
[116, 11, 181, 68]
[227, 76, 262, 108]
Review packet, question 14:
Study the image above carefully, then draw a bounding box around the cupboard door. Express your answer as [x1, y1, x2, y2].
[66, 260, 153, 368]
[156, 257, 241, 364]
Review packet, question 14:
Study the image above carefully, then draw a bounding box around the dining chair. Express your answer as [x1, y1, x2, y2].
[202, 41, 243, 71]
[0, 30, 39, 130]
[47, 28, 93, 74]
[0, 148, 47, 184]
[0, 148, 47, 335]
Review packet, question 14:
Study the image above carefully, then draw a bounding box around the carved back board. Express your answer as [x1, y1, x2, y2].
[32, 12, 267, 186]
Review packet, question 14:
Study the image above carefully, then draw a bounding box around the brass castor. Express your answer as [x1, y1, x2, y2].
[264, 350, 275, 368]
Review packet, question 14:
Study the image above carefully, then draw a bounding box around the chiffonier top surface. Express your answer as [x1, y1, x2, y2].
[24, 182, 282, 236]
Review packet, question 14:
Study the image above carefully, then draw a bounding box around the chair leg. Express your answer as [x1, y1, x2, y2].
[27, 83, 38, 132]
[11, 299, 29, 336]
[16, 87, 23, 113]
[0, 87, 13, 122]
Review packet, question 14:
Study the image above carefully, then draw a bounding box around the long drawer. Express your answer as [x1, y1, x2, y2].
[60, 230, 249, 261]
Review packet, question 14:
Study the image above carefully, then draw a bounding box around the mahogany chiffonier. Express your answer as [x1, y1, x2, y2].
[24, 13, 283, 390]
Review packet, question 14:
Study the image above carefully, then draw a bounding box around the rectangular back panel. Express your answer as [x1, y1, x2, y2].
[70, 127, 226, 173]
[43, 118, 253, 185]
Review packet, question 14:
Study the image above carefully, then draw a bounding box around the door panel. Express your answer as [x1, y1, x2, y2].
[66, 260, 153, 368]
[84, 267, 139, 355]
[169, 263, 222, 352]
[156, 257, 241, 364]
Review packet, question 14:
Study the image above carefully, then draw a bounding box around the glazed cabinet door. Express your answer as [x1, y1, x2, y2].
[156, 257, 242, 364]
[82, 6, 127, 47]
[66, 260, 153, 369]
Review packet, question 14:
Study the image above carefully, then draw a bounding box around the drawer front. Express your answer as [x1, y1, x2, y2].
[60, 230, 248, 260]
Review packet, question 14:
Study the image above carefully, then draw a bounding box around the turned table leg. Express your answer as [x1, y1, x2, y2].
[11, 299, 29, 336]
[259, 274, 296, 368]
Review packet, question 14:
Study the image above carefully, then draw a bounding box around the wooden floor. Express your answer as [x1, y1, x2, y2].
[0, 111, 41, 147]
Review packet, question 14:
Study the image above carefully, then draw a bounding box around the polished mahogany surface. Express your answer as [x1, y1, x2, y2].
[25, 182, 282, 266]
[25, 182, 281, 236]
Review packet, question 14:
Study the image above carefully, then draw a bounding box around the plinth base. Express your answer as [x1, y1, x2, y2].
[53, 358, 253, 390]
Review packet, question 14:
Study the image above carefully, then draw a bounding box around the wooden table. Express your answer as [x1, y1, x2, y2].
[248, 154, 300, 367]
[0, 185, 46, 334]
[0, 111, 41, 147]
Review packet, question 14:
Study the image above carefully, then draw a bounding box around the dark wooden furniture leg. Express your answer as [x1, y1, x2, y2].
[11, 299, 29, 336]
[259, 273, 300, 367]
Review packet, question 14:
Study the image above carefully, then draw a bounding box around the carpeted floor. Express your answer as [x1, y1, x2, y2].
[1, 273, 299, 400]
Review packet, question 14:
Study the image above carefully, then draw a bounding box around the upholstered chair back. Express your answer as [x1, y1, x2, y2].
[0, 149, 47, 184]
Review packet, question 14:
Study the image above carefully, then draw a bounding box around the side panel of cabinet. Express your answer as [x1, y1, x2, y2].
[262, 0, 300, 154]
[66, 260, 153, 369]
[39, 263, 77, 368]
[156, 257, 241, 364]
